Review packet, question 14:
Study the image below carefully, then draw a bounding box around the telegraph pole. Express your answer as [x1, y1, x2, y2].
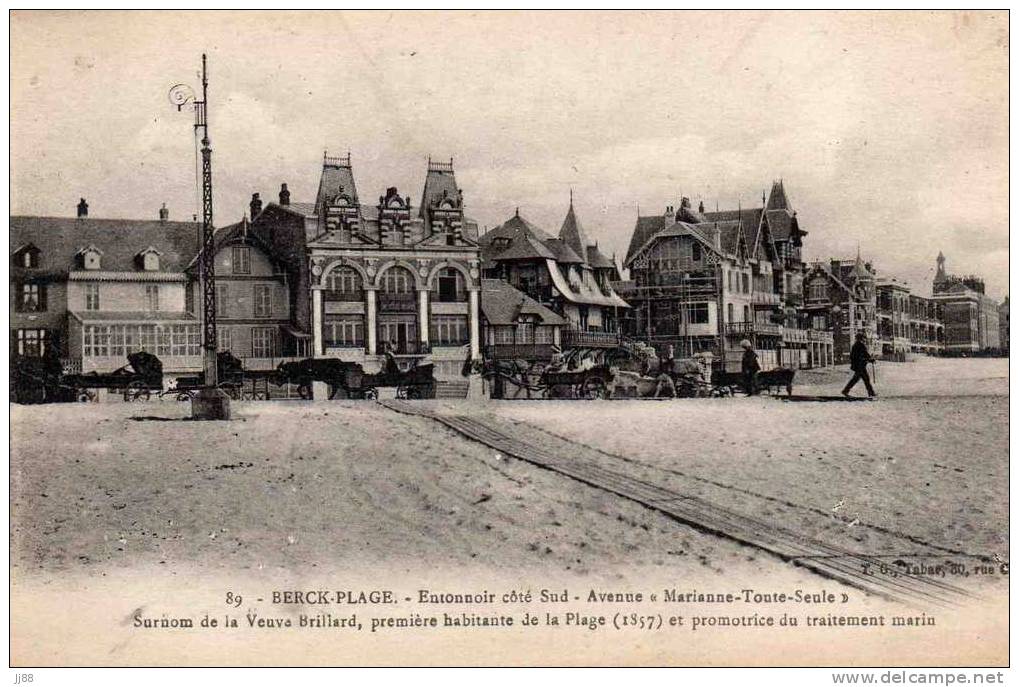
[170, 54, 229, 419]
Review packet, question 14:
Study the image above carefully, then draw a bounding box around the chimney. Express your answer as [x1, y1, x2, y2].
[159, 203, 169, 221]
[279, 183, 290, 206]
[680, 197, 691, 209]
[250, 192, 263, 219]
[76, 198, 88, 218]
[664, 205, 676, 223]
[698, 200, 705, 214]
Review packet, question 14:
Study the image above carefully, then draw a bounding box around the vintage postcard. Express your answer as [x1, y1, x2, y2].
[8, 10, 1009, 668]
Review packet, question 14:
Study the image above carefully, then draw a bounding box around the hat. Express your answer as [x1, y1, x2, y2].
[856, 332, 867, 340]
[739, 339, 753, 349]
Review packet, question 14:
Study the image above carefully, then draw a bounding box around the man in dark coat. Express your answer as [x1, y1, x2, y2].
[740, 339, 760, 396]
[843, 332, 876, 397]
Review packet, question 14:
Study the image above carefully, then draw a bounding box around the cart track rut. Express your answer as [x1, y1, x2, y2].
[379, 399, 976, 609]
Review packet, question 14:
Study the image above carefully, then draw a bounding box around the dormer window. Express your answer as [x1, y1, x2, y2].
[137, 247, 162, 271]
[492, 237, 510, 249]
[77, 245, 103, 270]
[13, 244, 40, 268]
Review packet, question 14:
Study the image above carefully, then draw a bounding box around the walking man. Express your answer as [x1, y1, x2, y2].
[740, 339, 760, 396]
[842, 332, 876, 397]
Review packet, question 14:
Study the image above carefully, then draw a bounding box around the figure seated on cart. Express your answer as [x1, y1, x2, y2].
[382, 340, 401, 376]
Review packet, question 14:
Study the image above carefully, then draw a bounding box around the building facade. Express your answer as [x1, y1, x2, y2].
[802, 254, 878, 363]
[479, 278, 566, 362]
[479, 200, 629, 355]
[189, 214, 311, 364]
[999, 296, 1009, 354]
[932, 252, 1000, 353]
[264, 154, 484, 380]
[11, 199, 203, 377]
[876, 278, 944, 358]
[619, 183, 833, 370]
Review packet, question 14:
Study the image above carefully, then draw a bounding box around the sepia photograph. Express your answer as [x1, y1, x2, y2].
[7, 9, 1010, 671]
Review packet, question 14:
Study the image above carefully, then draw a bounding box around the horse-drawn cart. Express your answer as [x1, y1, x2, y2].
[274, 357, 436, 400]
[61, 352, 165, 402]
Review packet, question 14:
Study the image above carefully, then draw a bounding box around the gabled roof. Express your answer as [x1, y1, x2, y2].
[480, 213, 558, 263]
[186, 218, 282, 272]
[559, 202, 591, 264]
[9, 215, 200, 275]
[480, 213, 555, 244]
[806, 262, 855, 298]
[625, 215, 666, 264]
[480, 278, 566, 326]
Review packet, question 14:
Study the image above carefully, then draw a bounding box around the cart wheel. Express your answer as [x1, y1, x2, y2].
[581, 376, 609, 400]
[76, 389, 97, 403]
[176, 391, 193, 402]
[364, 388, 378, 400]
[254, 390, 268, 401]
[396, 386, 408, 400]
[124, 381, 150, 402]
[297, 383, 312, 400]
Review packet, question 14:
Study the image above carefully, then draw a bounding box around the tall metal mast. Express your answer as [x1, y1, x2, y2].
[170, 54, 218, 386]
[196, 54, 218, 386]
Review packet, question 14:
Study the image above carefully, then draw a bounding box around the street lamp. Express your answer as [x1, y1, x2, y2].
[170, 54, 230, 420]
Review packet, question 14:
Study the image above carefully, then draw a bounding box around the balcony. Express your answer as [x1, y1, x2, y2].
[562, 328, 621, 348]
[782, 328, 809, 344]
[323, 289, 364, 303]
[751, 291, 782, 306]
[377, 292, 417, 312]
[724, 322, 782, 337]
[485, 344, 557, 361]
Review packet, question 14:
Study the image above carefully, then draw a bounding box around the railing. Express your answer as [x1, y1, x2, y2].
[783, 328, 809, 344]
[377, 292, 417, 312]
[723, 322, 782, 337]
[485, 344, 557, 361]
[562, 328, 621, 348]
[755, 322, 783, 336]
[723, 322, 755, 336]
[433, 291, 469, 304]
[323, 151, 351, 168]
[61, 358, 83, 374]
[428, 158, 455, 173]
[751, 291, 782, 306]
[323, 290, 364, 303]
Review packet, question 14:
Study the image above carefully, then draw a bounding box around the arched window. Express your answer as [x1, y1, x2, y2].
[324, 266, 363, 301]
[381, 266, 414, 294]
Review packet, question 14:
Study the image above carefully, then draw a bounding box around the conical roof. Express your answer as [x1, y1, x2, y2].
[559, 199, 591, 264]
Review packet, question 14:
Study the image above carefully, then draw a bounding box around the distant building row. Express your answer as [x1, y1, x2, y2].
[10, 154, 629, 386]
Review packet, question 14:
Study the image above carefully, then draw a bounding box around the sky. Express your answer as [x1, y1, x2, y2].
[9, 10, 1010, 298]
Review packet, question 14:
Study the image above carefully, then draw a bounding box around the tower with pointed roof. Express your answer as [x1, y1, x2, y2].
[251, 152, 483, 387]
[479, 200, 629, 353]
